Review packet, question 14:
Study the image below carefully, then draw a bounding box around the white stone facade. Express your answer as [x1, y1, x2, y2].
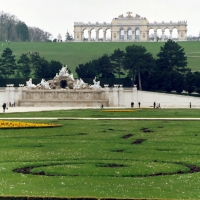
[0, 85, 199, 108]
[74, 12, 187, 42]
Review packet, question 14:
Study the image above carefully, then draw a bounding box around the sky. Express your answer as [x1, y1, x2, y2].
[0, 0, 200, 39]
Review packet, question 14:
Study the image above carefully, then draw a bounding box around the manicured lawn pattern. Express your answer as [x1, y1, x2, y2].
[1, 119, 200, 198]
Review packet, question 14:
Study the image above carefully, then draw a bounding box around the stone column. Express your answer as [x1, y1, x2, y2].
[116, 31, 119, 41]
[162, 31, 165, 41]
[154, 31, 157, 41]
[81, 31, 84, 41]
[104, 85, 110, 101]
[132, 31, 135, 40]
[103, 30, 106, 41]
[88, 31, 91, 42]
[118, 85, 124, 107]
[5, 86, 10, 106]
[111, 85, 119, 107]
[169, 30, 172, 39]
[96, 31, 99, 41]
[133, 85, 138, 107]
[9, 86, 15, 106]
[146, 31, 149, 41]
[124, 31, 127, 40]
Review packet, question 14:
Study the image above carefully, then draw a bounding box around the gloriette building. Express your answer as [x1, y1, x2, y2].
[74, 12, 187, 42]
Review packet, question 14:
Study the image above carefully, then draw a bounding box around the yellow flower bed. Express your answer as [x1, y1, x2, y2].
[0, 120, 62, 129]
[102, 110, 137, 112]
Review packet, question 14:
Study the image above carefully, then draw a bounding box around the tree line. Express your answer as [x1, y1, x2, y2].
[0, 48, 64, 79]
[75, 39, 200, 94]
[0, 11, 52, 42]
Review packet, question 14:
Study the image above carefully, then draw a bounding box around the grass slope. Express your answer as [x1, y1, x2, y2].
[0, 41, 200, 75]
[1, 118, 200, 198]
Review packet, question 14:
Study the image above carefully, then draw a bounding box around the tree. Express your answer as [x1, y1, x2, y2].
[185, 71, 195, 94]
[123, 45, 155, 90]
[157, 39, 188, 73]
[171, 71, 185, 93]
[49, 61, 62, 78]
[98, 54, 115, 78]
[16, 21, 29, 41]
[17, 53, 31, 78]
[75, 60, 99, 78]
[65, 30, 73, 41]
[0, 47, 16, 78]
[110, 48, 125, 78]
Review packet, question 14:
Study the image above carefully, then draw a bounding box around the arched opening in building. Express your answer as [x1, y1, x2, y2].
[135, 28, 140, 40]
[148, 29, 154, 41]
[82, 29, 88, 41]
[156, 28, 162, 41]
[127, 27, 132, 40]
[119, 28, 124, 40]
[98, 28, 103, 41]
[172, 28, 178, 40]
[164, 28, 170, 40]
[106, 29, 111, 41]
[90, 29, 96, 41]
[60, 80, 67, 88]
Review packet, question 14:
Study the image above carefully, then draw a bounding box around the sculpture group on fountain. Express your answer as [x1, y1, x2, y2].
[25, 65, 101, 90]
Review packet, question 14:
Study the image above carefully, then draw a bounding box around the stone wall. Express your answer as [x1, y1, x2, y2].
[0, 86, 200, 108]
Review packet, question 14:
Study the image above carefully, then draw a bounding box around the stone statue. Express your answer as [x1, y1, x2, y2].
[90, 77, 101, 89]
[126, 11, 132, 17]
[39, 79, 51, 89]
[74, 78, 88, 89]
[25, 78, 37, 89]
[24, 64, 101, 90]
[59, 65, 69, 77]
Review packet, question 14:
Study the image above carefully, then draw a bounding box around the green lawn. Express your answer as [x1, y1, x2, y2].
[1, 108, 200, 118]
[1, 119, 200, 198]
[0, 41, 200, 75]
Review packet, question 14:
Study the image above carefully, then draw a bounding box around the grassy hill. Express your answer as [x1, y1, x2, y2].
[0, 41, 200, 76]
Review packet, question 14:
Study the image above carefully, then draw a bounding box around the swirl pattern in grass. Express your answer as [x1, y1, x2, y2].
[0, 120, 61, 129]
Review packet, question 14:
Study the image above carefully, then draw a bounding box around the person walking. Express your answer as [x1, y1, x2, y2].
[2, 103, 6, 113]
[131, 102, 134, 108]
[190, 102, 191, 108]
[138, 102, 141, 108]
[153, 102, 156, 109]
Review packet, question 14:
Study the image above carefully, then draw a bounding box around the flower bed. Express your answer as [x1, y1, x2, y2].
[0, 120, 62, 129]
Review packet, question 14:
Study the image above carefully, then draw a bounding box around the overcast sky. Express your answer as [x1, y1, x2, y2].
[0, 0, 200, 39]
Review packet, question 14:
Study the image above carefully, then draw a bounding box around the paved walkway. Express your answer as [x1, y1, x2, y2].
[1, 107, 200, 120]
[1, 106, 102, 113]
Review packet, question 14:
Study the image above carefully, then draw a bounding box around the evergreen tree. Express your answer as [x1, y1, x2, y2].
[17, 54, 31, 78]
[123, 45, 155, 90]
[110, 48, 125, 78]
[65, 30, 73, 41]
[16, 21, 29, 41]
[0, 48, 16, 78]
[157, 39, 188, 73]
[98, 54, 115, 78]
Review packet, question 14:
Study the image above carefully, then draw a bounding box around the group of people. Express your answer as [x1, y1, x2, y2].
[131, 102, 161, 109]
[131, 102, 141, 108]
[2, 102, 15, 113]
